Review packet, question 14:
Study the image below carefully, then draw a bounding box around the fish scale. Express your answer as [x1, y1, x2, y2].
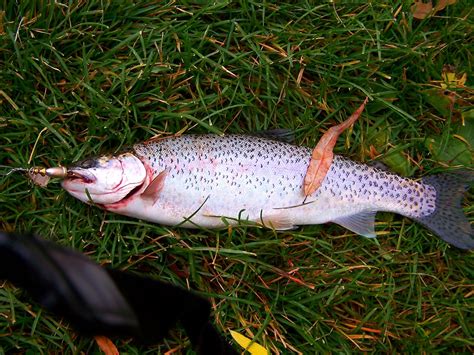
[132, 135, 436, 228]
[62, 134, 474, 249]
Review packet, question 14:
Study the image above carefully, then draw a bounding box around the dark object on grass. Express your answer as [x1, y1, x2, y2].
[0, 231, 236, 354]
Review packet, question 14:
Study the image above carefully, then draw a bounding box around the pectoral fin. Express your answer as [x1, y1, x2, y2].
[141, 169, 167, 205]
[333, 211, 377, 238]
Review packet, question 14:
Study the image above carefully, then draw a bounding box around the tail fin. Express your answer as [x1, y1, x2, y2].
[415, 171, 474, 250]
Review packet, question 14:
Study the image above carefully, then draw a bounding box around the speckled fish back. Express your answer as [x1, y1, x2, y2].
[132, 134, 437, 222]
[322, 157, 437, 218]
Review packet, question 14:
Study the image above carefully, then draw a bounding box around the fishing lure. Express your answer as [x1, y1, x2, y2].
[1, 166, 68, 187]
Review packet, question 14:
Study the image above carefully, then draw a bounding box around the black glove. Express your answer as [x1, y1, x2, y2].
[0, 231, 237, 354]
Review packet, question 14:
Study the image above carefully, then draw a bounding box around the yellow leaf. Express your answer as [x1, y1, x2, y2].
[229, 330, 269, 355]
[443, 72, 456, 82]
[441, 71, 467, 89]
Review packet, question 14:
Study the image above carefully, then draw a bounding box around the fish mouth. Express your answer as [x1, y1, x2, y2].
[65, 169, 96, 184]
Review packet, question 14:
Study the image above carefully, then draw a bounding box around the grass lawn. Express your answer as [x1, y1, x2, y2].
[1, 1, 473, 353]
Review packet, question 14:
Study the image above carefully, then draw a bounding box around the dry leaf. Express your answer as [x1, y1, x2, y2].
[95, 336, 119, 355]
[229, 330, 268, 355]
[435, 0, 457, 11]
[303, 97, 368, 197]
[411, 0, 457, 19]
[411, 1, 433, 19]
[0, 11, 5, 35]
[441, 71, 467, 89]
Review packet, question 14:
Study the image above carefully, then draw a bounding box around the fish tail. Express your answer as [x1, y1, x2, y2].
[415, 171, 474, 250]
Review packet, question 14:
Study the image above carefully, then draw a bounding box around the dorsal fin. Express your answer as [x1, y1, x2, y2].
[254, 129, 295, 144]
[368, 160, 391, 172]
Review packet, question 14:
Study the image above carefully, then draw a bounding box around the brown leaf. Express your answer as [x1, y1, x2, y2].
[369, 145, 379, 160]
[303, 97, 368, 197]
[95, 336, 119, 355]
[0, 11, 5, 35]
[435, 0, 457, 11]
[411, 1, 433, 19]
[411, 0, 457, 20]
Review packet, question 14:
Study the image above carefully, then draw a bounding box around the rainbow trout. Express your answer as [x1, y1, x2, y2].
[61, 134, 474, 249]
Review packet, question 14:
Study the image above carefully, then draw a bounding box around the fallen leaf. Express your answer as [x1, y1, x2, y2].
[230, 330, 268, 355]
[95, 336, 119, 355]
[425, 110, 474, 166]
[381, 148, 412, 176]
[441, 71, 466, 89]
[425, 67, 466, 118]
[435, 0, 457, 11]
[368, 145, 379, 160]
[411, 0, 457, 19]
[423, 88, 455, 117]
[303, 97, 368, 197]
[0, 11, 5, 35]
[411, 1, 433, 19]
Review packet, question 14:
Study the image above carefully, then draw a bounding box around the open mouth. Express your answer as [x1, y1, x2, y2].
[66, 170, 96, 184]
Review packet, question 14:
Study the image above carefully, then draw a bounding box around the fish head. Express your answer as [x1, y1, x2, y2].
[62, 152, 146, 205]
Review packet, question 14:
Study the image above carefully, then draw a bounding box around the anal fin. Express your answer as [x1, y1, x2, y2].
[333, 211, 377, 238]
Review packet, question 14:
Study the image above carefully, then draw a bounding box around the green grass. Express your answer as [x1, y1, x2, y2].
[1, 1, 473, 353]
